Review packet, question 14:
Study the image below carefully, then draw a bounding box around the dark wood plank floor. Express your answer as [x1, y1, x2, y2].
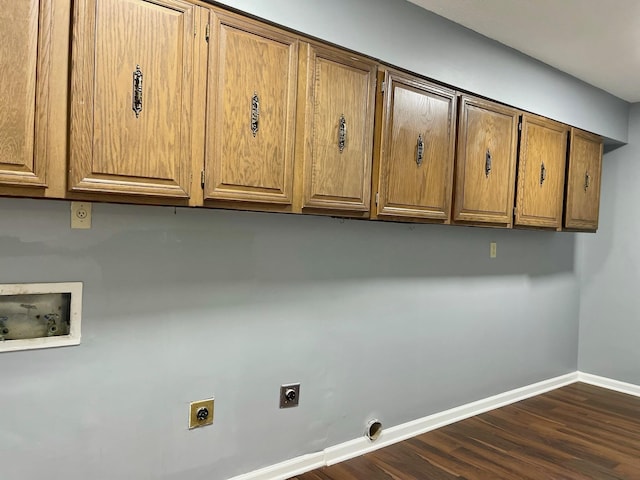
[292, 383, 640, 480]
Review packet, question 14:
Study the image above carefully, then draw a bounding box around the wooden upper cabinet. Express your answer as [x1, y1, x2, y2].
[0, 0, 51, 188]
[373, 71, 457, 221]
[453, 95, 519, 227]
[298, 43, 376, 213]
[564, 128, 603, 231]
[70, 0, 198, 198]
[205, 12, 298, 205]
[514, 114, 569, 230]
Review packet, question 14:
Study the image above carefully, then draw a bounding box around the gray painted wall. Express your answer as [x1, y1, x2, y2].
[210, 0, 630, 144]
[0, 198, 579, 479]
[577, 103, 640, 382]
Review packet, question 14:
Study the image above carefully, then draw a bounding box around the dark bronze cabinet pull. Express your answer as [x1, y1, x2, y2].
[485, 149, 492, 177]
[540, 162, 547, 185]
[338, 114, 347, 153]
[584, 172, 591, 191]
[416, 134, 424, 166]
[132, 65, 143, 118]
[251, 92, 260, 137]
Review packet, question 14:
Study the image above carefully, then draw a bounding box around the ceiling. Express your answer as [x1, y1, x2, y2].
[407, 0, 640, 102]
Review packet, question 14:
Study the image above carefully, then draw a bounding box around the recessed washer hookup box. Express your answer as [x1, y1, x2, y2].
[0, 282, 82, 353]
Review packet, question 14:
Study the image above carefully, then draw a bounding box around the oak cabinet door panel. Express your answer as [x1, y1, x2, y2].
[301, 43, 376, 212]
[454, 95, 519, 227]
[515, 114, 568, 229]
[375, 72, 457, 221]
[0, 0, 51, 188]
[564, 128, 603, 231]
[205, 12, 298, 205]
[70, 0, 196, 198]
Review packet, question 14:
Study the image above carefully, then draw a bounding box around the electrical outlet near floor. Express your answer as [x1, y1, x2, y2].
[280, 383, 300, 408]
[189, 398, 214, 429]
[71, 202, 92, 229]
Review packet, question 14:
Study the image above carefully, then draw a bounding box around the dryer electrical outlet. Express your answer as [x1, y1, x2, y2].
[189, 398, 214, 429]
[280, 383, 300, 408]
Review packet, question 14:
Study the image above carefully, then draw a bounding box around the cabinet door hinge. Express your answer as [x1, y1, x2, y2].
[201, 171, 205, 189]
[205, 24, 210, 42]
[513, 206, 517, 216]
[381, 81, 386, 94]
[375, 192, 379, 205]
[518, 121, 522, 131]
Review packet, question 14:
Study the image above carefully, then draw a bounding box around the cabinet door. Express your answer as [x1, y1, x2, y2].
[70, 0, 196, 198]
[205, 12, 298, 205]
[564, 128, 603, 231]
[300, 43, 376, 213]
[453, 95, 519, 227]
[515, 114, 568, 229]
[375, 72, 457, 221]
[0, 0, 51, 188]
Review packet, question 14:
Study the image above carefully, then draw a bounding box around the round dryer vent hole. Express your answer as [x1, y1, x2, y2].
[366, 419, 383, 442]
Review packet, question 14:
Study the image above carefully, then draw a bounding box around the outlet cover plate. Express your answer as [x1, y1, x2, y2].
[280, 383, 300, 409]
[71, 202, 92, 229]
[189, 398, 214, 429]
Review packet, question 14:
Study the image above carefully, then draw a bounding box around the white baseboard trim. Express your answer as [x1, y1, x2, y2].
[324, 371, 578, 466]
[578, 371, 640, 397]
[227, 371, 578, 480]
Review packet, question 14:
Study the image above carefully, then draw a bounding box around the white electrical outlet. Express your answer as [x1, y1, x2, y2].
[71, 202, 92, 229]
[490, 242, 497, 258]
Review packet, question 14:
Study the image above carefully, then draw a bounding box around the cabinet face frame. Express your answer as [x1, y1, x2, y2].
[453, 94, 519, 227]
[0, 0, 52, 189]
[564, 128, 603, 231]
[299, 42, 377, 214]
[69, 0, 197, 199]
[514, 113, 569, 230]
[204, 10, 298, 207]
[373, 69, 457, 222]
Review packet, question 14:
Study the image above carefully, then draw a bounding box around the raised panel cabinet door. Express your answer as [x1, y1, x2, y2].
[564, 128, 603, 231]
[301, 43, 376, 212]
[376, 72, 457, 221]
[70, 0, 196, 198]
[453, 95, 519, 226]
[205, 12, 298, 204]
[0, 0, 51, 187]
[515, 114, 569, 229]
